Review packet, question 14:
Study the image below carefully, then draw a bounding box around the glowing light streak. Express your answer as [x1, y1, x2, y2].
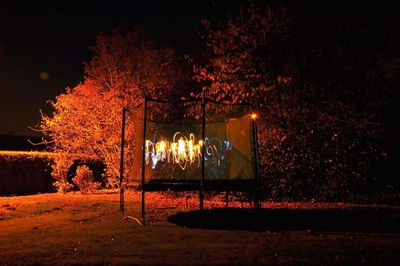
[145, 132, 232, 170]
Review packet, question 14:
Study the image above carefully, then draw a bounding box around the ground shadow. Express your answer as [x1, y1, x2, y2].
[168, 207, 400, 233]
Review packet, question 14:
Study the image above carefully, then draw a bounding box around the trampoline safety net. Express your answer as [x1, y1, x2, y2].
[128, 98, 257, 187]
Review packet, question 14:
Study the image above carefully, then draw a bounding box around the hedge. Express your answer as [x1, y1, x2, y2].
[0, 151, 105, 196]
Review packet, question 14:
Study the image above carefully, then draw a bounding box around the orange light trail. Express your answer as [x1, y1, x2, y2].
[145, 132, 232, 170]
[145, 132, 202, 170]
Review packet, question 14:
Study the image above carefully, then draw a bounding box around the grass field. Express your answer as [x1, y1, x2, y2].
[1, 191, 399, 265]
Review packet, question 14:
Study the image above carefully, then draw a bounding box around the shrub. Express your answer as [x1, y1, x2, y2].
[0, 151, 54, 195]
[51, 154, 74, 193]
[52, 180, 74, 193]
[104, 174, 119, 189]
[72, 165, 101, 194]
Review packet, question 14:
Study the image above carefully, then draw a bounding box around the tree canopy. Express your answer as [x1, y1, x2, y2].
[40, 29, 190, 187]
[194, 2, 394, 200]
[39, 1, 398, 201]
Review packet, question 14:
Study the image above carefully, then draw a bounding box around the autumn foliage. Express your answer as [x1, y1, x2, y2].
[38, 2, 397, 202]
[40, 29, 189, 188]
[72, 165, 100, 194]
[195, 2, 392, 201]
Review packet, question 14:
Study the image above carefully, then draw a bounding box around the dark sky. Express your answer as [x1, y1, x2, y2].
[0, 0, 234, 136]
[0, 0, 397, 136]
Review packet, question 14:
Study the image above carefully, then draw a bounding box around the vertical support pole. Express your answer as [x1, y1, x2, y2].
[251, 109, 261, 210]
[141, 98, 148, 225]
[200, 90, 206, 210]
[119, 107, 127, 217]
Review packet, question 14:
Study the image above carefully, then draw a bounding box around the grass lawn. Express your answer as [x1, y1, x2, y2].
[1, 191, 399, 265]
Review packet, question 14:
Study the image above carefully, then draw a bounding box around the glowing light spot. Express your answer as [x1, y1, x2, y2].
[39, 72, 50, 80]
[145, 132, 232, 170]
[251, 113, 257, 120]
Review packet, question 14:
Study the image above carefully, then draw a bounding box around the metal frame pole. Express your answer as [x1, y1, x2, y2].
[119, 107, 127, 217]
[141, 98, 148, 225]
[200, 90, 206, 210]
[251, 108, 261, 209]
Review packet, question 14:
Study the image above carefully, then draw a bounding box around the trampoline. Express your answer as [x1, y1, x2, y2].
[119, 95, 260, 224]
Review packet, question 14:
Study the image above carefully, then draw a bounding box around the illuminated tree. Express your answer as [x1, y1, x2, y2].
[40, 29, 189, 187]
[195, 2, 297, 197]
[195, 2, 290, 104]
[196, 1, 388, 201]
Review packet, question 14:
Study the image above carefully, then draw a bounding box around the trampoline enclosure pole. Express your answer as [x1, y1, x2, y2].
[119, 107, 126, 217]
[141, 98, 148, 225]
[251, 107, 261, 209]
[200, 91, 205, 210]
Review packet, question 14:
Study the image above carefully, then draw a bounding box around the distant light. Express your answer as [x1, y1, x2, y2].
[39, 72, 50, 80]
[251, 113, 258, 120]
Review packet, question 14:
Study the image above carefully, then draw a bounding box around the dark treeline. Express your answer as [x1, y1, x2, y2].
[193, 0, 399, 202]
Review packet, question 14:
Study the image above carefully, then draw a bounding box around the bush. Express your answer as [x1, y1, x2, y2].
[52, 180, 74, 194]
[51, 154, 74, 193]
[0, 151, 106, 196]
[0, 151, 54, 195]
[105, 174, 119, 189]
[72, 165, 101, 194]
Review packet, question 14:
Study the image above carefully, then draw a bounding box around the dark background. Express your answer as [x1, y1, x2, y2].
[0, 0, 398, 137]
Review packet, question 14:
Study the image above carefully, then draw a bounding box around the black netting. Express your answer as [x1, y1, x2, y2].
[205, 101, 254, 181]
[128, 98, 256, 184]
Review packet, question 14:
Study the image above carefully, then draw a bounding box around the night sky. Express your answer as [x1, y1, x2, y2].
[0, 0, 397, 136]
